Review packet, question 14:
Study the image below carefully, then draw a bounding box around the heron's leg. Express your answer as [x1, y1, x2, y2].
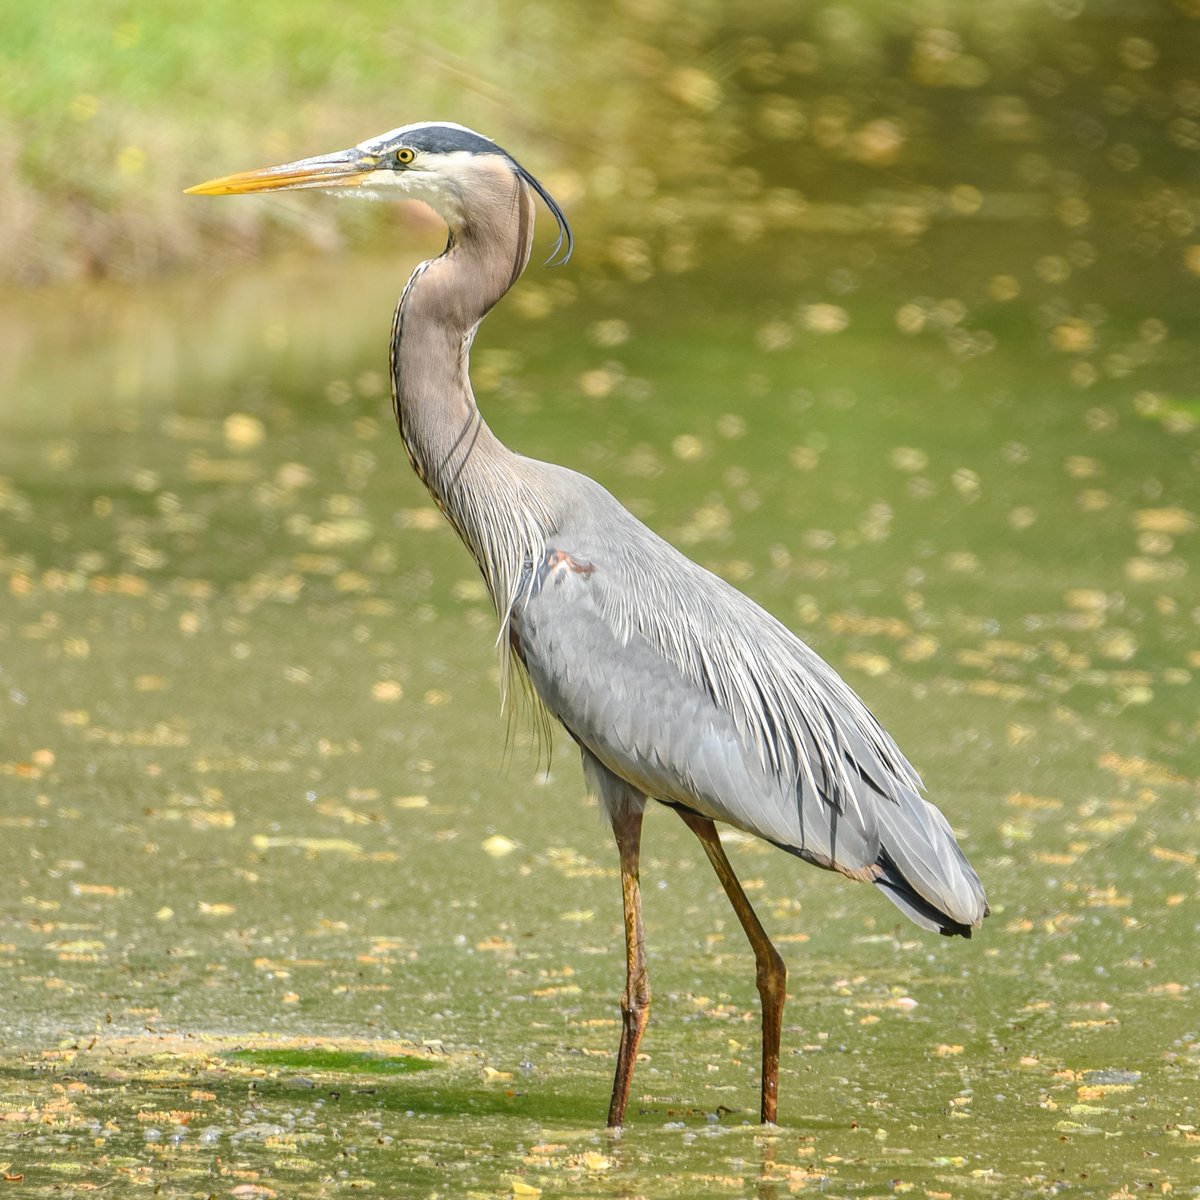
[607, 801, 650, 1128]
[676, 809, 787, 1125]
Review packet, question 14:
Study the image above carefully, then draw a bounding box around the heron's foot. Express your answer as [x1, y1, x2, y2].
[607, 986, 650, 1127]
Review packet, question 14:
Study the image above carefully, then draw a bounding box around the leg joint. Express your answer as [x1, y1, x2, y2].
[621, 975, 651, 1016]
[755, 947, 787, 997]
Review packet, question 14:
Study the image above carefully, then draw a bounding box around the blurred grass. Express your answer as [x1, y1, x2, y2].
[0, 0, 559, 282]
[1, 0, 1197, 286]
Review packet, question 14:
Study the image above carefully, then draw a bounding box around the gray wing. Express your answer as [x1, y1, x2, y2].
[509, 501, 987, 934]
[512, 542, 880, 878]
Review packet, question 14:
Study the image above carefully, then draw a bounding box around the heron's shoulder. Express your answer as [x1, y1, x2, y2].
[515, 459, 659, 550]
[510, 460, 753, 614]
[520, 459, 634, 514]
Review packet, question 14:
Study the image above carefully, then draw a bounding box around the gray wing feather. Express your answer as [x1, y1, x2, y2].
[509, 476, 987, 931]
[513, 544, 880, 876]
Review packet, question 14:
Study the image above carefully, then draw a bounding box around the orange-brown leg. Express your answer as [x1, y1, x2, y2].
[676, 809, 787, 1124]
[607, 802, 650, 1128]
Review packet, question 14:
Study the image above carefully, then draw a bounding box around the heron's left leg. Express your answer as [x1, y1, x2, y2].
[607, 800, 650, 1128]
[676, 809, 787, 1125]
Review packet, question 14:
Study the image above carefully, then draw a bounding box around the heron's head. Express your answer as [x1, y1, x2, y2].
[186, 121, 572, 263]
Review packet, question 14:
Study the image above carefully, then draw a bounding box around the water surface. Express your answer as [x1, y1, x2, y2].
[3, 23, 1200, 1195]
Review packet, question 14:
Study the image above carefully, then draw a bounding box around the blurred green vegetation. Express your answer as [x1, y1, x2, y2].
[3, 0, 1198, 286]
[0, 0, 537, 280]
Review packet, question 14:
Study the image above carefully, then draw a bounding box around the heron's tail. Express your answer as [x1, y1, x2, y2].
[871, 786, 989, 938]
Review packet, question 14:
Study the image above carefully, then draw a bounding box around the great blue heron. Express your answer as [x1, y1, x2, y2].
[188, 122, 989, 1127]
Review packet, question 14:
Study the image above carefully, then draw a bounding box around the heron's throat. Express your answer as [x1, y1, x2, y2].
[389, 173, 549, 615]
[388, 258, 491, 511]
[390, 164, 536, 480]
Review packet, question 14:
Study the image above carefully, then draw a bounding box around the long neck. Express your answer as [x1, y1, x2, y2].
[389, 167, 553, 615]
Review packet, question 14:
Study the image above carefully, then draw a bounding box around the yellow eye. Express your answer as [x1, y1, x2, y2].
[395, 147, 415, 165]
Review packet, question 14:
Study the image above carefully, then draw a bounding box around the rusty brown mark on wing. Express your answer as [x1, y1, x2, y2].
[546, 549, 594, 577]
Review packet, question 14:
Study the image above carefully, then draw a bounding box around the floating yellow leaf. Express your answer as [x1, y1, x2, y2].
[224, 413, 265, 450]
[1147, 982, 1186, 996]
[1097, 754, 1187, 786]
[483, 835, 518, 858]
[1133, 507, 1195, 534]
[844, 651, 890, 676]
[393, 795, 428, 809]
[70, 883, 129, 898]
[476, 936, 515, 953]
[1064, 589, 1107, 611]
[665, 67, 722, 112]
[190, 810, 235, 830]
[1003, 792, 1060, 811]
[251, 836, 363, 856]
[1126, 556, 1186, 583]
[890, 447, 929, 472]
[1079, 1084, 1132, 1099]
[400, 507, 442, 530]
[1151, 846, 1196, 865]
[827, 613, 910, 638]
[1081, 886, 1131, 908]
[800, 303, 850, 334]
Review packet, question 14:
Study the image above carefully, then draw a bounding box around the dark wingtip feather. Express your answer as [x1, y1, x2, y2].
[873, 848, 988, 938]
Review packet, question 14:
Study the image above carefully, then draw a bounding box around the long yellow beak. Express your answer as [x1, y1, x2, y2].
[185, 148, 375, 196]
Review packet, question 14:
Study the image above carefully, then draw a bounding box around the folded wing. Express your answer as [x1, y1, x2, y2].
[509, 493, 988, 935]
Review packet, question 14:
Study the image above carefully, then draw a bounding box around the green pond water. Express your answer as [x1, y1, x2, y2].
[3, 44, 1200, 1200]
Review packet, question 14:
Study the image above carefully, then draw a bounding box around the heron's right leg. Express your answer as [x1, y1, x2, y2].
[607, 800, 649, 1128]
[676, 808, 787, 1125]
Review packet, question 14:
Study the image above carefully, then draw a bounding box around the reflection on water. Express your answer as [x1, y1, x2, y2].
[2, 7, 1199, 1194]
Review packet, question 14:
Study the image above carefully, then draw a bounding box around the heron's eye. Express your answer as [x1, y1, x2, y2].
[395, 147, 415, 166]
